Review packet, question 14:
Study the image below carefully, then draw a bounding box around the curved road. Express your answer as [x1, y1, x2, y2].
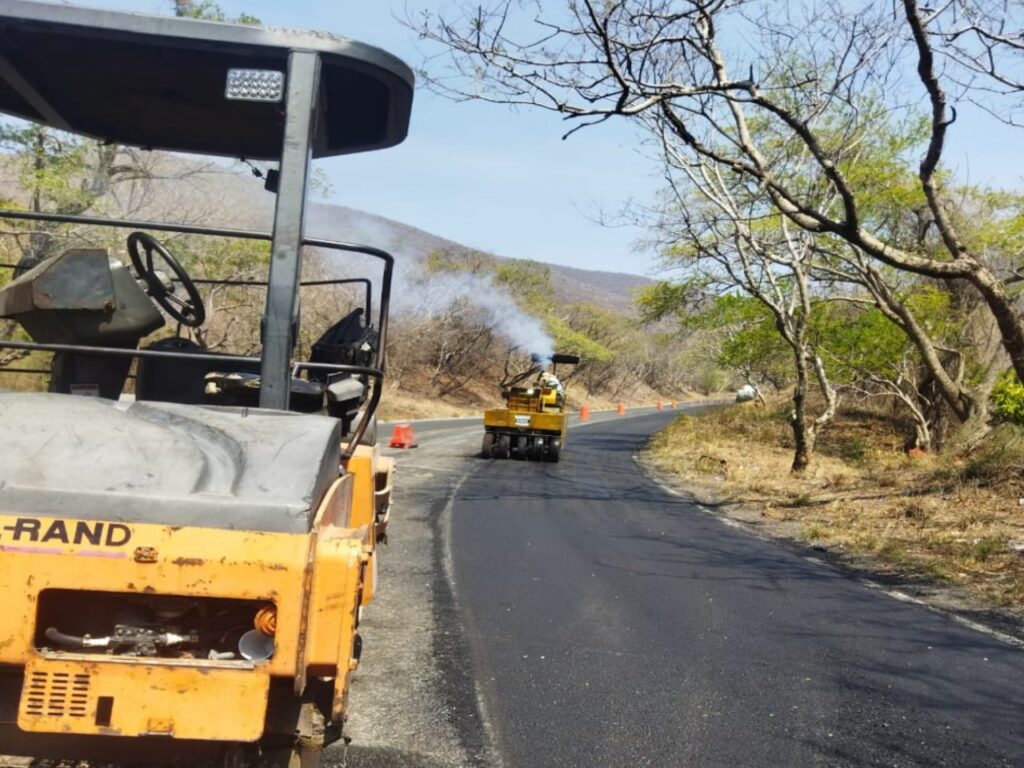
[446, 410, 1024, 767]
[343, 407, 1024, 767]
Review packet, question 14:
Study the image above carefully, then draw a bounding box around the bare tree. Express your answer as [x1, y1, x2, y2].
[411, 0, 1024, 387]
[499, 344, 541, 389]
[930, 0, 1024, 122]
[653, 160, 837, 472]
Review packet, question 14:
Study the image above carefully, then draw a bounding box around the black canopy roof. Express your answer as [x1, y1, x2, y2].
[0, 0, 414, 160]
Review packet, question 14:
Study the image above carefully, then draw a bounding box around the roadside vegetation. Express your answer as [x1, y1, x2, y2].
[413, 0, 1024, 613]
[649, 401, 1024, 614]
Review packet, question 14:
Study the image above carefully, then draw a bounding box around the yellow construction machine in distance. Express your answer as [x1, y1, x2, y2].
[482, 353, 580, 462]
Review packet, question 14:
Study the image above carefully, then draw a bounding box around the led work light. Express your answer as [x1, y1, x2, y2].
[225, 69, 285, 102]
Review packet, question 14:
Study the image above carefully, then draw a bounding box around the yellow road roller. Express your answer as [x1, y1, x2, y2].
[0, 2, 410, 765]
[482, 354, 580, 462]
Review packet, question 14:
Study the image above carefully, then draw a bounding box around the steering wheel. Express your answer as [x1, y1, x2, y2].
[127, 231, 206, 328]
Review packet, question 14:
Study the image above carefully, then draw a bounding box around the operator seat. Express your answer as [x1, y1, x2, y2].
[0, 249, 164, 398]
[135, 308, 374, 425]
[134, 337, 259, 405]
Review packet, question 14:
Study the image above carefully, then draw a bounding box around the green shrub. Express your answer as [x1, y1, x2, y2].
[833, 435, 870, 465]
[970, 537, 1004, 562]
[991, 370, 1024, 425]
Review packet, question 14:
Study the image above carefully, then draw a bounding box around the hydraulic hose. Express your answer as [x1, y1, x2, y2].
[44, 627, 110, 648]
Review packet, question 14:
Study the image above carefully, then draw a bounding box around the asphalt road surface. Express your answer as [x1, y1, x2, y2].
[342, 407, 1024, 768]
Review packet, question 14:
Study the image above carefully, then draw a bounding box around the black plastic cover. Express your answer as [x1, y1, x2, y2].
[0, 0, 414, 159]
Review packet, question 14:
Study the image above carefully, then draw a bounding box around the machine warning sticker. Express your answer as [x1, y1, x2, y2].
[514, 415, 531, 427]
[0, 518, 132, 547]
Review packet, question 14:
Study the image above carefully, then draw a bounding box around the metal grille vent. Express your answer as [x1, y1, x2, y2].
[24, 670, 90, 718]
[508, 393, 539, 412]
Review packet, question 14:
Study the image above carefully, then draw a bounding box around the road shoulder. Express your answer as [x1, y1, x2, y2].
[636, 447, 1024, 648]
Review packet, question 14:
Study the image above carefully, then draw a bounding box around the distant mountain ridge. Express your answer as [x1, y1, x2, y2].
[0, 158, 652, 314]
[304, 202, 653, 315]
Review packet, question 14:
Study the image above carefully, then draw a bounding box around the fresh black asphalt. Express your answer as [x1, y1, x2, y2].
[447, 410, 1024, 767]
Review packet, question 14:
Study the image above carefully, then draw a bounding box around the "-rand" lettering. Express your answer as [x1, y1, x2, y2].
[0, 518, 132, 547]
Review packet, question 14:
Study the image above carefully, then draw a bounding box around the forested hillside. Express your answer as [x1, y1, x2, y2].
[0, 141, 694, 414]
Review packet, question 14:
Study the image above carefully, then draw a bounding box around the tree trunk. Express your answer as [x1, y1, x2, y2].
[945, 400, 993, 454]
[789, 352, 815, 474]
[909, 420, 931, 453]
[971, 270, 1024, 385]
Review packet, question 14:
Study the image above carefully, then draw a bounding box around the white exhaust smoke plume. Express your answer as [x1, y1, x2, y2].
[305, 208, 555, 361]
[392, 267, 554, 362]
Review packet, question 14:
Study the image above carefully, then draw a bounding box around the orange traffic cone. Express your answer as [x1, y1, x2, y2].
[580, 404, 590, 421]
[389, 423, 418, 448]
[671, 400, 677, 409]
[657, 401, 664, 411]
[616, 403, 625, 416]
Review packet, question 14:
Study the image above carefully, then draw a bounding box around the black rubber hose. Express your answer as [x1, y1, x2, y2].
[44, 627, 92, 648]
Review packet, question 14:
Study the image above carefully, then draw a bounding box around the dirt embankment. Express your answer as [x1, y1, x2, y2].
[643, 403, 1024, 634]
[377, 367, 699, 421]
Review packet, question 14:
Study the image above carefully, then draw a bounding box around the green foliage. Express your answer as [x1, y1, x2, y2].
[817, 286, 960, 386]
[719, 320, 790, 383]
[171, 1, 260, 24]
[425, 248, 494, 276]
[677, 294, 791, 385]
[546, 315, 614, 363]
[178, 236, 269, 279]
[955, 188, 1024, 269]
[818, 305, 908, 383]
[832, 435, 870, 465]
[680, 293, 767, 332]
[991, 370, 1024, 425]
[694, 366, 726, 395]
[970, 537, 1004, 562]
[492, 259, 555, 314]
[0, 126, 91, 213]
[635, 280, 698, 324]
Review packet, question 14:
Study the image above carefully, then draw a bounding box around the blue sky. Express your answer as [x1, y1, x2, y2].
[33, 1, 1024, 277]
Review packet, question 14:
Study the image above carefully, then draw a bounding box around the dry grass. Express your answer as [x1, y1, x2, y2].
[378, 364, 696, 421]
[377, 389, 481, 420]
[648, 404, 1024, 612]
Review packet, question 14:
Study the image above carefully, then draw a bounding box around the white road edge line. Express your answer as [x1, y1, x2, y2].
[640, 461, 1024, 650]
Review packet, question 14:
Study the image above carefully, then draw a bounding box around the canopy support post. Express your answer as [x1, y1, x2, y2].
[260, 50, 320, 410]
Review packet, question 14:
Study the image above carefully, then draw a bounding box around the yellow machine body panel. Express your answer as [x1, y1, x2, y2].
[0, 469, 378, 746]
[483, 408, 567, 436]
[18, 656, 269, 741]
[0, 514, 310, 675]
[481, 360, 578, 462]
[341, 445, 394, 605]
[302, 532, 365, 722]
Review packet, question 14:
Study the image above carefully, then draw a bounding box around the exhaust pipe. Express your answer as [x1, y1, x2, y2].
[238, 629, 275, 661]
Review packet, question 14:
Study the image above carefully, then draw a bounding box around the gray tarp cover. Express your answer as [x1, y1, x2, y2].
[0, 391, 341, 533]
